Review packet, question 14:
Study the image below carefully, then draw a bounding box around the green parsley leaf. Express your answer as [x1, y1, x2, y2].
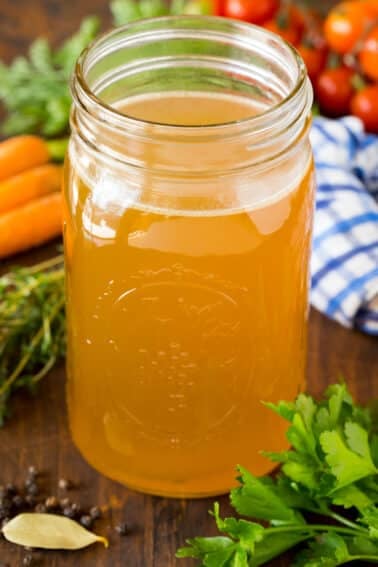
[331, 484, 374, 510]
[371, 435, 378, 468]
[294, 533, 350, 566]
[249, 531, 309, 567]
[230, 466, 301, 525]
[178, 384, 378, 567]
[320, 429, 377, 490]
[359, 506, 378, 539]
[213, 503, 264, 554]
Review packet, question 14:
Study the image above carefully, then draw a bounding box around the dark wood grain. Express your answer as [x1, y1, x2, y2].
[0, 2, 377, 566]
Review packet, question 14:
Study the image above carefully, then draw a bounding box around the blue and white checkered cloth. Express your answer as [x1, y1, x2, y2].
[310, 116, 378, 335]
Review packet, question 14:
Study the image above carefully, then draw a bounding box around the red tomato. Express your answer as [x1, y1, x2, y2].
[316, 67, 355, 117]
[351, 85, 378, 133]
[289, 5, 306, 35]
[359, 26, 378, 81]
[224, 0, 279, 24]
[212, 0, 225, 16]
[298, 43, 328, 82]
[324, 1, 376, 54]
[363, 0, 378, 16]
[263, 9, 304, 45]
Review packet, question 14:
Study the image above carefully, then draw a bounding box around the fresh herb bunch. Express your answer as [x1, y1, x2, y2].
[0, 0, 208, 141]
[178, 384, 378, 566]
[0, 16, 100, 138]
[0, 256, 65, 425]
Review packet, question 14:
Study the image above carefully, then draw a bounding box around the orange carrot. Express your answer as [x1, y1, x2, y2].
[0, 164, 62, 215]
[0, 135, 50, 182]
[0, 192, 62, 259]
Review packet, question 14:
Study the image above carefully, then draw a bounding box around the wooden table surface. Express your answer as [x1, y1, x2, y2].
[0, 2, 377, 566]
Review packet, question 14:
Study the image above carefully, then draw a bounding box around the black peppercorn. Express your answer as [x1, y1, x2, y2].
[58, 478, 73, 491]
[25, 495, 36, 508]
[63, 506, 76, 519]
[26, 482, 39, 496]
[60, 497, 71, 508]
[27, 466, 38, 479]
[80, 514, 93, 529]
[70, 502, 81, 516]
[5, 484, 17, 496]
[115, 522, 128, 536]
[0, 505, 11, 521]
[12, 494, 24, 509]
[89, 506, 101, 520]
[45, 496, 59, 510]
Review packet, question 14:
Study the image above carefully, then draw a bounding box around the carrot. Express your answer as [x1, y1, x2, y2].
[0, 164, 62, 215]
[0, 192, 62, 259]
[0, 135, 50, 182]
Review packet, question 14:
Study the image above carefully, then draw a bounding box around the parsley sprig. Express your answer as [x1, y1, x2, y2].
[177, 384, 378, 566]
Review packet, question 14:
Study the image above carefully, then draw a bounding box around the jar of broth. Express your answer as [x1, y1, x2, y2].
[65, 16, 315, 498]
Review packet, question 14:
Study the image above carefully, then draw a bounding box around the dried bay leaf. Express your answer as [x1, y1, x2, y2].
[2, 513, 108, 550]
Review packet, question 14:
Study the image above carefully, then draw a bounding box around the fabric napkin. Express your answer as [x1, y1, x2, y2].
[310, 116, 378, 335]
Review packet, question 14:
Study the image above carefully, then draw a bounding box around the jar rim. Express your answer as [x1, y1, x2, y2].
[73, 15, 309, 136]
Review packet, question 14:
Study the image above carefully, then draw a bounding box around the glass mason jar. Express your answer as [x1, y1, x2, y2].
[64, 16, 315, 498]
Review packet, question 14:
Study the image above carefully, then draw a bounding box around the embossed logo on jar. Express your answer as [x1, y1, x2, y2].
[106, 265, 252, 448]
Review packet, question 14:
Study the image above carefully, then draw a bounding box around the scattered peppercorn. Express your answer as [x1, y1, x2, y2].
[27, 466, 38, 479]
[5, 484, 17, 496]
[58, 478, 73, 491]
[89, 506, 101, 520]
[0, 469, 107, 544]
[45, 496, 59, 510]
[70, 503, 81, 516]
[12, 494, 24, 509]
[26, 483, 39, 496]
[115, 522, 128, 536]
[80, 514, 93, 529]
[25, 495, 36, 508]
[60, 497, 71, 509]
[63, 506, 76, 519]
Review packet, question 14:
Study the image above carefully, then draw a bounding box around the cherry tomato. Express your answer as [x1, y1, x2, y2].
[211, 0, 225, 16]
[324, 1, 376, 54]
[359, 26, 378, 81]
[289, 5, 306, 35]
[263, 8, 303, 45]
[298, 43, 328, 82]
[316, 67, 355, 117]
[363, 0, 378, 16]
[224, 0, 279, 24]
[351, 85, 378, 133]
